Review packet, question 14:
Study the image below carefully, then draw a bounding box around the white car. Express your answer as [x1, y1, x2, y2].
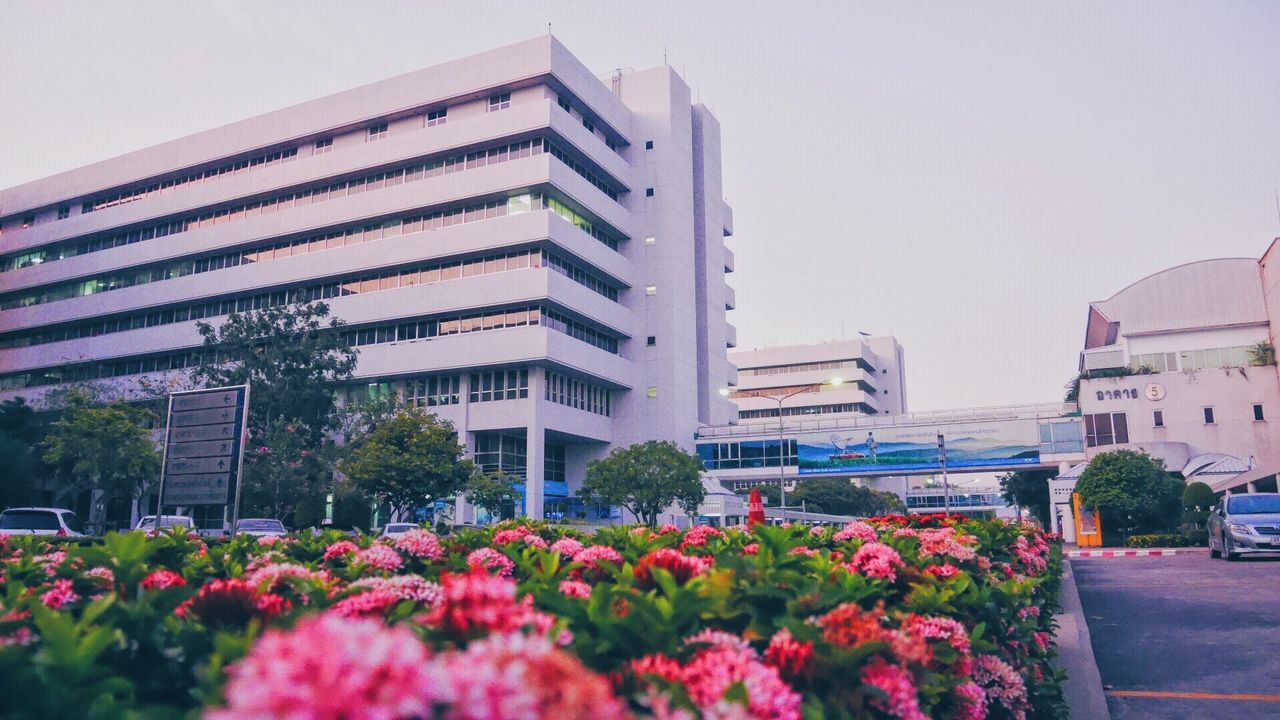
[379, 522, 418, 539]
[0, 507, 86, 537]
[234, 518, 288, 537]
[135, 515, 197, 532]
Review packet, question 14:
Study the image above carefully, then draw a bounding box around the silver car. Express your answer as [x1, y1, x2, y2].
[1208, 492, 1280, 561]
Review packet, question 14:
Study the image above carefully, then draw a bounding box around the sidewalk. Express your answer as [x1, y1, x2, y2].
[1054, 559, 1111, 719]
[1065, 546, 1207, 558]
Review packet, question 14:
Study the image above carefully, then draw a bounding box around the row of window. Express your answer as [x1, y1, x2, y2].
[1086, 404, 1268, 449]
[0, 247, 617, 349]
[906, 494, 1002, 509]
[0, 190, 619, 311]
[545, 141, 618, 200]
[469, 370, 530, 403]
[1129, 346, 1259, 373]
[408, 375, 461, 407]
[545, 372, 612, 416]
[1, 135, 621, 274]
[729, 381, 870, 400]
[474, 432, 526, 478]
[0, 304, 620, 391]
[738, 403, 867, 419]
[737, 359, 870, 377]
[696, 439, 799, 470]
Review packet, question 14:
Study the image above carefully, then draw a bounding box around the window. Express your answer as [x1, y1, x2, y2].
[645, 140, 654, 150]
[407, 375, 460, 407]
[21, 216, 33, 229]
[1153, 410, 1164, 428]
[313, 138, 333, 154]
[647, 387, 658, 398]
[426, 108, 447, 126]
[1255, 404, 1266, 421]
[1130, 351, 1178, 373]
[468, 369, 529, 403]
[557, 96, 571, 113]
[488, 93, 511, 112]
[644, 236, 656, 246]
[645, 188, 655, 197]
[1203, 407, 1215, 425]
[367, 123, 388, 141]
[57, 207, 70, 220]
[645, 286, 657, 296]
[1180, 346, 1252, 371]
[582, 116, 594, 133]
[646, 336, 656, 346]
[545, 372, 611, 416]
[1084, 412, 1128, 448]
[474, 432, 527, 478]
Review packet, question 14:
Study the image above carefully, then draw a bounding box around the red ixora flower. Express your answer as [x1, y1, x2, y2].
[140, 569, 187, 591]
[765, 627, 815, 681]
[175, 578, 290, 626]
[633, 548, 713, 588]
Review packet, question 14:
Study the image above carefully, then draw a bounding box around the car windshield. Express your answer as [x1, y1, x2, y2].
[0, 511, 59, 530]
[1228, 495, 1280, 514]
[238, 519, 284, 531]
[141, 516, 191, 529]
[386, 524, 415, 532]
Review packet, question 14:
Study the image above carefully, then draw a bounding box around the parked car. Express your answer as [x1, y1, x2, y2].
[1208, 492, 1280, 560]
[0, 507, 86, 537]
[134, 515, 197, 532]
[233, 518, 288, 537]
[308, 522, 365, 538]
[379, 522, 418, 539]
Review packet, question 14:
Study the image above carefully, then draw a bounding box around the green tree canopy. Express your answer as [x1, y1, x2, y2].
[1183, 481, 1216, 512]
[191, 302, 357, 517]
[580, 441, 705, 526]
[467, 470, 522, 521]
[999, 468, 1056, 526]
[0, 398, 47, 508]
[790, 477, 906, 517]
[338, 407, 474, 519]
[1076, 450, 1184, 536]
[41, 393, 160, 530]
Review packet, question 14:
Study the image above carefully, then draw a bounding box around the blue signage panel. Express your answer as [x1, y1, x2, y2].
[795, 419, 1042, 476]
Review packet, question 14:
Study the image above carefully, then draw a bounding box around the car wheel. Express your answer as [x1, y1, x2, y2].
[1225, 535, 1239, 562]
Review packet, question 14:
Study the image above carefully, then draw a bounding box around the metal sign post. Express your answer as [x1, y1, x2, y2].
[155, 385, 249, 533]
[937, 432, 952, 514]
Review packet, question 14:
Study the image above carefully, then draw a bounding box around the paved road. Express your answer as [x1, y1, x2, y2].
[1073, 553, 1280, 719]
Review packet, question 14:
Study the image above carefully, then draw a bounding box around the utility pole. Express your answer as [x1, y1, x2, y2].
[938, 432, 951, 514]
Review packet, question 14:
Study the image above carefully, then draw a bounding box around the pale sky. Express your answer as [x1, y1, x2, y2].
[3, 2, 1278, 411]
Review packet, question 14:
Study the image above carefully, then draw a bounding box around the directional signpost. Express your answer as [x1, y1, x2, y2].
[156, 385, 250, 531]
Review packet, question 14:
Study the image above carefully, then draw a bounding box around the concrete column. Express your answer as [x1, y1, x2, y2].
[525, 423, 545, 520]
[1248, 481, 1258, 493]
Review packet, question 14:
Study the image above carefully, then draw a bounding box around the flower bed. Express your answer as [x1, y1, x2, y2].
[0, 515, 1065, 719]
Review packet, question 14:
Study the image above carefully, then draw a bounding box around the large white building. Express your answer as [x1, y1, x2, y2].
[1075, 250, 1280, 494]
[0, 36, 739, 520]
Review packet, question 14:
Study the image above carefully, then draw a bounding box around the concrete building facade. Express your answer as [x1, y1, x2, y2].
[0, 36, 738, 520]
[1076, 252, 1280, 493]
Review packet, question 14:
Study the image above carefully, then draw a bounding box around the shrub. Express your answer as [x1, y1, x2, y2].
[1181, 529, 1209, 547]
[1126, 533, 1190, 548]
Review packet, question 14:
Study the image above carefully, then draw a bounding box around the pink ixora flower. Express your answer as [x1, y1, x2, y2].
[765, 628, 814, 682]
[394, 528, 445, 560]
[467, 548, 515, 577]
[571, 545, 624, 581]
[41, 579, 80, 610]
[559, 580, 593, 599]
[349, 574, 444, 606]
[421, 571, 547, 640]
[834, 521, 880, 543]
[321, 540, 359, 562]
[436, 632, 629, 720]
[680, 525, 725, 549]
[973, 654, 1030, 720]
[953, 681, 988, 720]
[354, 543, 404, 572]
[549, 537, 585, 557]
[677, 643, 802, 720]
[84, 566, 115, 587]
[209, 614, 450, 720]
[861, 656, 925, 720]
[846, 542, 905, 582]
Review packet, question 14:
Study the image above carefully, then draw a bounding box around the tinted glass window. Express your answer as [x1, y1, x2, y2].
[0, 510, 59, 530]
[61, 512, 84, 533]
[238, 519, 285, 531]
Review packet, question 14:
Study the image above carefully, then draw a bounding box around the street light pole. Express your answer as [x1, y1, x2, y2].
[770, 377, 843, 523]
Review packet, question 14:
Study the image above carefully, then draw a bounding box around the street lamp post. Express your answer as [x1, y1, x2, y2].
[769, 377, 843, 523]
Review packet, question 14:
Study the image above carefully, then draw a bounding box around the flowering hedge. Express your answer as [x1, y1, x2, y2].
[0, 514, 1065, 719]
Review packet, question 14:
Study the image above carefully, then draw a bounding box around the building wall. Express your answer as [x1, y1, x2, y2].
[0, 35, 736, 521]
[728, 338, 907, 419]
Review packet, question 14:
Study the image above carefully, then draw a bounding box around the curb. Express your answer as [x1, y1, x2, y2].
[1053, 559, 1112, 720]
[1065, 548, 1208, 558]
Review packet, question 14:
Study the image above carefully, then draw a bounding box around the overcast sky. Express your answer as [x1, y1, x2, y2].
[3, 2, 1278, 411]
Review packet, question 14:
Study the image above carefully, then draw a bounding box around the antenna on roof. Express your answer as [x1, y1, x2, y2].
[547, 22, 552, 36]
[663, 45, 668, 65]
[1274, 189, 1280, 228]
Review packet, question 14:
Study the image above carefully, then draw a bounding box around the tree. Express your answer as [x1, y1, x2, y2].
[191, 302, 357, 517]
[338, 407, 475, 520]
[40, 394, 161, 531]
[1076, 450, 1184, 541]
[999, 468, 1056, 526]
[1181, 481, 1217, 541]
[0, 398, 47, 508]
[467, 470, 522, 521]
[580, 441, 706, 526]
[787, 477, 906, 516]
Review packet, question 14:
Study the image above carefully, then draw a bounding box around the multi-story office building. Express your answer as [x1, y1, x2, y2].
[0, 36, 738, 520]
[1075, 251, 1280, 493]
[699, 338, 908, 494]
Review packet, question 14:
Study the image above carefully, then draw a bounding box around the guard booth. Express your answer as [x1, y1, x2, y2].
[1072, 493, 1103, 548]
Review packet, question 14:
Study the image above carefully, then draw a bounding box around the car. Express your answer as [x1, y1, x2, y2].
[135, 515, 197, 532]
[1208, 492, 1280, 561]
[0, 507, 86, 537]
[379, 522, 418, 539]
[309, 522, 365, 538]
[233, 518, 288, 537]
